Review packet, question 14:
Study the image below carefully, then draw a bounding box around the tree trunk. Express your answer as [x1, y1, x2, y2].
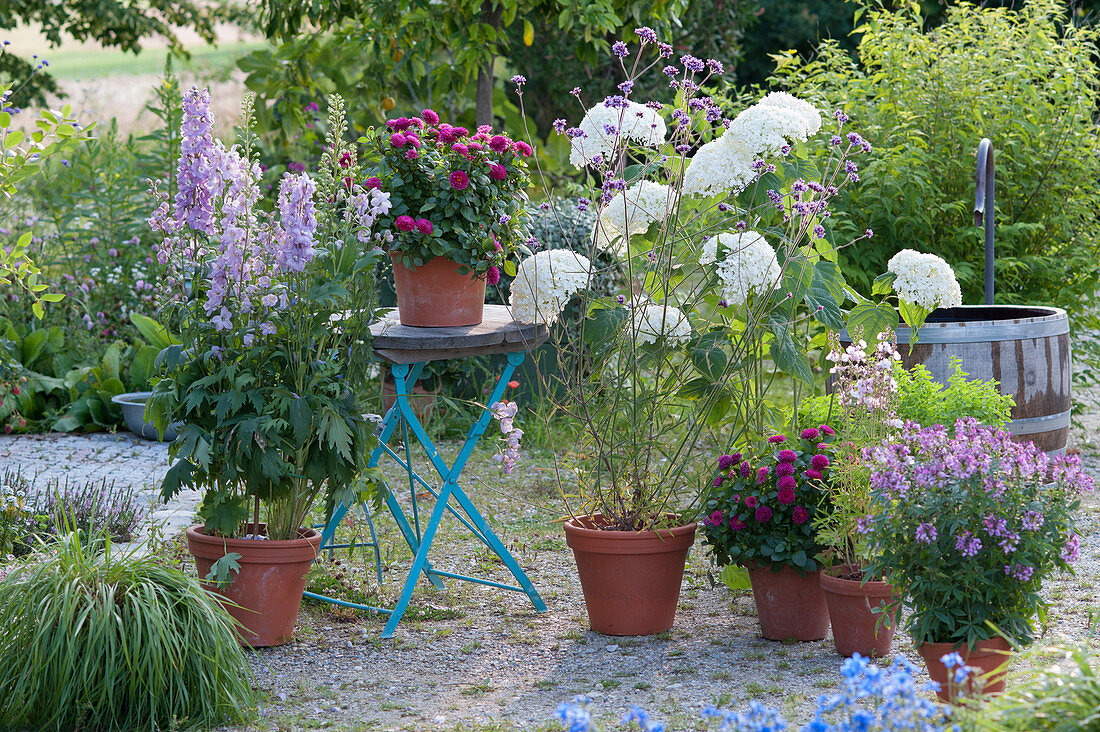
[476, 63, 494, 128]
[475, 0, 504, 128]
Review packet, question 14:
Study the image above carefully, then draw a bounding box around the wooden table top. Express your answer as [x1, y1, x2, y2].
[370, 305, 550, 364]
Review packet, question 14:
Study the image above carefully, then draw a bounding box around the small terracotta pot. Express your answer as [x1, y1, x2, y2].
[390, 252, 486, 327]
[186, 523, 321, 647]
[381, 375, 438, 423]
[747, 562, 830, 641]
[820, 564, 898, 657]
[917, 636, 1012, 702]
[563, 514, 697, 636]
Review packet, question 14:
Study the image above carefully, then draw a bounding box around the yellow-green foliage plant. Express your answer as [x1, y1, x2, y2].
[0, 525, 256, 730]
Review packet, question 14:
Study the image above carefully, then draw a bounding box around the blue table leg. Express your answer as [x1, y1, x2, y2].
[313, 352, 546, 636]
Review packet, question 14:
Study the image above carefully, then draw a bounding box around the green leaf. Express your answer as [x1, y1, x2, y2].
[898, 298, 932, 343]
[846, 302, 899, 342]
[319, 409, 352, 461]
[288, 396, 312, 445]
[872, 271, 897, 296]
[205, 552, 242, 587]
[768, 316, 813, 385]
[690, 330, 730, 380]
[719, 564, 751, 591]
[130, 313, 181, 350]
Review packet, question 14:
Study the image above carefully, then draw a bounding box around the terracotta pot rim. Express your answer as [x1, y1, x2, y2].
[389, 251, 481, 276]
[564, 514, 697, 554]
[186, 524, 321, 564]
[919, 636, 1013, 654]
[820, 563, 897, 598]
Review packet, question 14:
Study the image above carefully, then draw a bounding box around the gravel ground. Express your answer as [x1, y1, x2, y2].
[2, 425, 1098, 732]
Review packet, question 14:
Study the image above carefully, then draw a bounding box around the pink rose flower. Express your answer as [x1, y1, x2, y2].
[415, 218, 433, 235]
[488, 163, 507, 181]
[395, 215, 415, 232]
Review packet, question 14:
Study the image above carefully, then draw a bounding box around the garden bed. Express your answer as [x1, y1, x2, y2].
[5, 432, 1097, 731]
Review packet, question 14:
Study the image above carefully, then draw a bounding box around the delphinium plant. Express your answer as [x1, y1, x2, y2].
[363, 111, 534, 281]
[148, 88, 390, 551]
[864, 418, 1093, 648]
[510, 29, 874, 531]
[701, 427, 837, 574]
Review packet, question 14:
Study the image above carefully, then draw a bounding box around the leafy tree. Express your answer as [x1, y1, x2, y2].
[0, 0, 223, 106]
[255, 0, 689, 128]
[772, 0, 1100, 321]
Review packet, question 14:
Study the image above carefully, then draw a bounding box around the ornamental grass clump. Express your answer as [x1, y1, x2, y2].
[864, 419, 1093, 648]
[0, 528, 256, 730]
[701, 428, 837, 574]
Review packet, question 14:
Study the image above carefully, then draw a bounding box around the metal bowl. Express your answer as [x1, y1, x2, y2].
[111, 391, 179, 442]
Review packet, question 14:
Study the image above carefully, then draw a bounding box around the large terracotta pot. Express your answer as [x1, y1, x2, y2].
[747, 562, 830, 641]
[563, 514, 697, 636]
[917, 636, 1012, 702]
[390, 252, 486, 327]
[820, 564, 898, 658]
[186, 523, 321, 647]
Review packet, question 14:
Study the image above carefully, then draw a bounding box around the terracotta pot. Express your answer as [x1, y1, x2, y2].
[563, 514, 697, 636]
[186, 523, 321, 647]
[390, 252, 486, 327]
[917, 636, 1012, 702]
[381, 375, 438, 423]
[747, 562, 830, 641]
[820, 564, 898, 657]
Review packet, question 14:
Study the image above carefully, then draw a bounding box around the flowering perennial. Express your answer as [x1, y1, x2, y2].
[489, 401, 524, 475]
[509, 249, 592, 324]
[702, 429, 837, 572]
[568, 99, 667, 169]
[887, 249, 963, 311]
[701, 231, 781, 306]
[864, 418, 1093, 646]
[597, 180, 672, 250]
[629, 301, 692, 346]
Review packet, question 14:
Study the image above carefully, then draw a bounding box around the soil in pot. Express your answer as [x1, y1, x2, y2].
[917, 636, 1012, 702]
[820, 564, 898, 658]
[563, 514, 697, 636]
[390, 253, 486, 327]
[186, 523, 321, 647]
[747, 562, 830, 642]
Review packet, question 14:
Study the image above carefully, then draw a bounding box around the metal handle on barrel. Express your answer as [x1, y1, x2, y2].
[974, 138, 995, 305]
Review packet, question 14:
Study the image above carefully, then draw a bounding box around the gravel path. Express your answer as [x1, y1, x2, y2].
[2, 428, 1098, 731]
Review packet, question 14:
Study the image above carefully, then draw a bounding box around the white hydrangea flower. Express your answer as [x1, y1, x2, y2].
[509, 249, 592, 324]
[704, 231, 781, 306]
[887, 249, 963, 311]
[569, 100, 667, 169]
[682, 135, 758, 197]
[683, 92, 821, 197]
[596, 180, 673, 253]
[630, 301, 692, 346]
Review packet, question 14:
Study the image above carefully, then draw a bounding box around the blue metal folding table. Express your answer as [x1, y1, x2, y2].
[306, 305, 549, 637]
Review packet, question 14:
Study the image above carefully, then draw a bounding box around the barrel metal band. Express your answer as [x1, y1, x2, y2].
[892, 319, 1069, 344]
[1006, 409, 1072, 435]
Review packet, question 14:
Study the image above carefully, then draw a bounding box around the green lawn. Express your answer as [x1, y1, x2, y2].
[41, 41, 267, 80]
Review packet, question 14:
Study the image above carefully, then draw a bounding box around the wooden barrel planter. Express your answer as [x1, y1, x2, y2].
[842, 305, 1071, 453]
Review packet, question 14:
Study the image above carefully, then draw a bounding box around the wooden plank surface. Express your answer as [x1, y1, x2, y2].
[371, 305, 549, 363]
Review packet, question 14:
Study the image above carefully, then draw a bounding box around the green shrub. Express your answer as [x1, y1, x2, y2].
[0, 529, 256, 730]
[801, 359, 1014, 432]
[772, 0, 1100, 322]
